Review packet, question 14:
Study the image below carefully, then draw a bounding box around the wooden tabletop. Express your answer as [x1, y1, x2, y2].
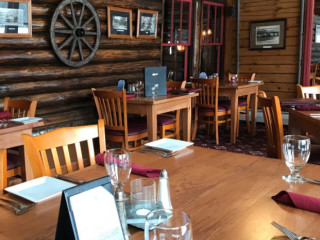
[1, 146, 320, 239]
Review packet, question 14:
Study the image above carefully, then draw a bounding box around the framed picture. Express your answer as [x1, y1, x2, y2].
[137, 9, 158, 39]
[315, 25, 320, 43]
[249, 19, 286, 50]
[107, 6, 132, 39]
[0, 0, 32, 38]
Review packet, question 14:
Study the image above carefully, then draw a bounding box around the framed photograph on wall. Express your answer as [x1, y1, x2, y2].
[136, 9, 158, 39]
[315, 25, 320, 43]
[249, 19, 286, 50]
[107, 6, 132, 39]
[0, 0, 32, 38]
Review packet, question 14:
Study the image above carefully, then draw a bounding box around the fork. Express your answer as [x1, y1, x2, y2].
[272, 221, 319, 240]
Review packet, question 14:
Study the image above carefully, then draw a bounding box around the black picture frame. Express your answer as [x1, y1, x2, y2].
[107, 6, 132, 39]
[0, 0, 32, 38]
[137, 9, 158, 39]
[249, 19, 286, 50]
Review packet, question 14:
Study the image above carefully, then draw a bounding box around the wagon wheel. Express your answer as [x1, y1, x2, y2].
[50, 0, 101, 67]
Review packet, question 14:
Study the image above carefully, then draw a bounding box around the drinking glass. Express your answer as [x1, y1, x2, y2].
[135, 80, 144, 98]
[151, 84, 158, 98]
[104, 148, 132, 201]
[144, 209, 193, 240]
[282, 135, 311, 183]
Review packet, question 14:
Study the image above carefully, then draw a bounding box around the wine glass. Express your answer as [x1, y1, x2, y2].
[104, 148, 132, 201]
[135, 80, 144, 98]
[282, 135, 311, 183]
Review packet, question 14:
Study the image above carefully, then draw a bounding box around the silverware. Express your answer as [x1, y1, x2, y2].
[271, 221, 319, 240]
[0, 197, 35, 215]
[301, 177, 320, 185]
[137, 148, 177, 158]
[55, 174, 84, 184]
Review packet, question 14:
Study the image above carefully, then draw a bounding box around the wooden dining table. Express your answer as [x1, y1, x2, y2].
[1, 146, 320, 239]
[0, 119, 44, 191]
[126, 93, 198, 142]
[219, 82, 264, 144]
[288, 109, 320, 139]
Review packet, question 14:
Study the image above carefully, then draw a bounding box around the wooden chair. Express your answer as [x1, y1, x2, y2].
[92, 88, 148, 151]
[158, 80, 186, 139]
[228, 73, 256, 136]
[257, 91, 284, 159]
[1, 97, 38, 191]
[297, 84, 320, 99]
[4, 97, 37, 118]
[310, 63, 320, 86]
[191, 77, 231, 145]
[21, 119, 106, 179]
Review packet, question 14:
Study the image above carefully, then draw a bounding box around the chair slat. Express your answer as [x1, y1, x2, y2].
[63, 145, 73, 173]
[75, 142, 84, 169]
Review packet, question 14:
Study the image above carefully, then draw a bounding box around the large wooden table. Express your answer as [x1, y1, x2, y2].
[1, 146, 320, 239]
[126, 93, 198, 141]
[288, 109, 320, 139]
[0, 120, 44, 190]
[219, 82, 263, 144]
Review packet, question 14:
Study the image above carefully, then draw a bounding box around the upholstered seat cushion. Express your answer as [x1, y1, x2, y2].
[219, 100, 246, 107]
[157, 114, 176, 126]
[106, 122, 147, 136]
[296, 105, 320, 111]
[7, 152, 20, 170]
[199, 105, 229, 112]
[0, 110, 11, 120]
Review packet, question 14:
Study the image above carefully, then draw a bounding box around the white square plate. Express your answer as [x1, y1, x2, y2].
[10, 117, 43, 124]
[145, 138, 193, 153]
[248, 80, 263, 83]
[5, 176, 75, 202]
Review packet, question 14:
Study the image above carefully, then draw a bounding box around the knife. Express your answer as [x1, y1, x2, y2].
[55, 174, 85, 184]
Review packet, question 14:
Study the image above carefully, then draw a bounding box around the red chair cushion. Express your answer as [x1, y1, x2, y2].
[157, 114, 176, 126]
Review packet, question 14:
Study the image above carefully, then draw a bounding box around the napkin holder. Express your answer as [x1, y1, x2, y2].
[55, 176, 125, 240]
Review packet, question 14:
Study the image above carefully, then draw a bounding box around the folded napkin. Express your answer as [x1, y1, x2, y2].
[95, 153, 161, 178]
[296, 105, 320, 111]
[272, 191, 320, 214]
[0, 110, 11, 120]
[126, 94, 136, 99]
[131, 163, 161, 178]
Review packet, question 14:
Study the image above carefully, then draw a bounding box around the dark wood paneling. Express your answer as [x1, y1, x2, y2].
[0, 0, 162, 129]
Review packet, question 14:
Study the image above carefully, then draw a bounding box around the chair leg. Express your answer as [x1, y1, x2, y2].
[215, 121, 219, 145]
[246, 109, 251, 133]
[192, 108, 198, 141]
[237, 110, 240, 137]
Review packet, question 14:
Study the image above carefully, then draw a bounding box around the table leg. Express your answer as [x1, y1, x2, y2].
[230, 94, 238, 144]
[0, 149, 7, 193]
[182, 99, 192, 141]
[250, 92, 258, 136]
[146, 105, 158, 141]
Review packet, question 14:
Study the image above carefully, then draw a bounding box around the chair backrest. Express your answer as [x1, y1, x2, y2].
[296, 84, 320, 100]
[92, 88, 128, 133]
[3, 97, 37, 118]
[22, 119, 106, 178]
[167, 80, 186, 89]
[190, 77, 219, 111]
[228, 73, 256, 83]
[257, 91, 284, 160]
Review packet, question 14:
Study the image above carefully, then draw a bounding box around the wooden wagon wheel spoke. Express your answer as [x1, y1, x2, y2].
[50, 0, 101, 67]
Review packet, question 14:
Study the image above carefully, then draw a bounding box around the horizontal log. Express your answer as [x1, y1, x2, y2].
[239, 64, 298, 74]
[240, 55, 298, 65]
[0, 60, 160, 83]
[0, 72, 143, 97]
[0, 48, 160, 65]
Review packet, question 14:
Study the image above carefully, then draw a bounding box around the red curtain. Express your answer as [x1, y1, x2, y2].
[303, 0, 314, 86]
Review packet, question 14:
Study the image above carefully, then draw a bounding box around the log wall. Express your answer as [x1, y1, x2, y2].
[225, 0, 301, 98]
[0, 0, 162, 130]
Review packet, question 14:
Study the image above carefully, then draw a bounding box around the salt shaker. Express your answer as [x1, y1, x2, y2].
[157, 169, 173, 209]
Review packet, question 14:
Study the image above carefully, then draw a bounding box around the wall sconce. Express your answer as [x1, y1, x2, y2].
[177, 45, 185, 52]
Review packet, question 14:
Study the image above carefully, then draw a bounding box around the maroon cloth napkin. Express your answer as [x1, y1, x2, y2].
[131, 163, 161, 178]
[0, 110, 11, 120]
[272, 190, 320, 214]
[126, 94, 136, 99]
[95, 153, 161, 178]
[296, 105, 320, 111]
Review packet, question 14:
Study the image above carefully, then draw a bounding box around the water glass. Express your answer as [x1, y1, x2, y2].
[144, 209, 193, 240]
[130, 178, 156, 216]
[151, 84, 159, 98]
[282, 135, 311, 183]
